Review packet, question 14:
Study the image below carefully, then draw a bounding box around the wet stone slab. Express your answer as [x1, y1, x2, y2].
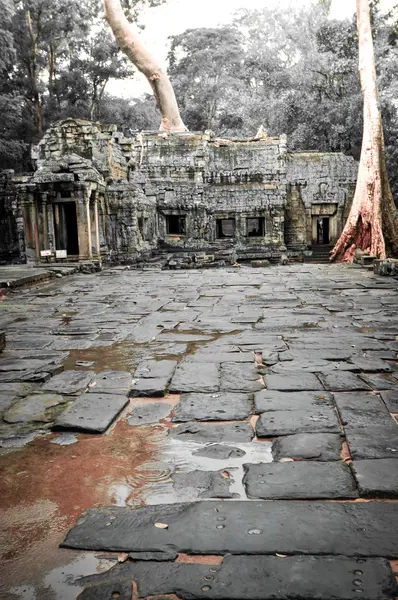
[169, 422, 254, 443]
[76, 555, 397, 600]
[256, 408, 341, 437]
[43, 370, 94, 395]
[63, 500, 398, 557]
[134, 359, 177, 380]
[319, 372, 371, 391]
[169, 362, 219, 393]
[360, 373, 398, 390]
[192, 444, 247, 460]
[54, 393, 129, 433]
[351, 459, 398, 498]
[344, 426, 398, 459]
[254, 390, 333, 413]
[381, 390, 398, 412]
[219, 363, 264, 393]
[272, 433, 343, 461]
[243, 462, 357, 499]
[88, 371, 132, 394]
[127, 402, 172, 425]
[333, 392, 394, 429]
[172, 392, 252, 422]
[265, 371, 323, 391]
[130, 377, 170, 397]
[172, 469, 236, 498]
[3, 393, 67, 424]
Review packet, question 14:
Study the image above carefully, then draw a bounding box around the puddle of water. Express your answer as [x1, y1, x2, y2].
[0, 420, 165, 596]
[143, 438, 273, 504]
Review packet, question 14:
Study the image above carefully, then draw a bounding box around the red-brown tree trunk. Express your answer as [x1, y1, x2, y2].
[330, 0, 398, 262]
[103, 0, 187, 133]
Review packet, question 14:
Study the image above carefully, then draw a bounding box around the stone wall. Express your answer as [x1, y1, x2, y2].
[1, 119, 358, 266]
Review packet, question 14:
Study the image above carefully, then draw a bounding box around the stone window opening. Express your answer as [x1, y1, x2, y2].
[247, 217, 265, 237]
[166, 215, 186, 235]
[217, 218, 236, 239]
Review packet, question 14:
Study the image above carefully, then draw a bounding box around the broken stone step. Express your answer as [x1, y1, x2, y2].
[54, 393, 129, 433]
[76, 555, 397, 600]
[63, 500, 398, 557]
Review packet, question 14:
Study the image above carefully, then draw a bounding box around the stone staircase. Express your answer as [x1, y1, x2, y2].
[305, 244, 333, 264]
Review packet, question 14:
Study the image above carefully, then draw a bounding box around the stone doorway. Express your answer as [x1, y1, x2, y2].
[315, 216, 330, 245]
[53, 202, 79, 256]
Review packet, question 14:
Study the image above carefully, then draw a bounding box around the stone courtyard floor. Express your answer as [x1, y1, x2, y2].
[0, 264, 397, 599]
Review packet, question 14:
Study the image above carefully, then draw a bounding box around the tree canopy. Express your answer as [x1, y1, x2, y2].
[1, 0, 397, 206]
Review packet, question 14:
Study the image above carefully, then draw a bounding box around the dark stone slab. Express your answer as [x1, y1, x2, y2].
[219, 363, 264, 393]
[77, 581, 132, 600]
[193, 444, 246, 460]
[89, 371, 132, 394]
[130, 377, 169, 397]
[169, 422, 253, 443]
[134, 359, 177, 380]
[256, 408, 341, 437]
[320, 372, 370, 391]
[265, 371, 323, 391]
[128, 549, 178, 561]
[381, 390, 398, 412]
[43, 370, 94, 395]
[333, 392, 394, 429]
[243, 462, 357, 499]
[62, 500, 398, 557]
[76, 555, 397, 600]
[272, 433, 342, 461]
[172, 469, 236, 498]
[186, 351, 256, 363]
[127, 402, 172, 425]
[254, 390, 333, 413]
[169, 362, 219, 393]
[345, 426, 398, 459]
[172, 392, 251, 422]
[54, 393, 129, 433]
[0, 330, 5, 353]
[360, 373, 398, 390]
[351, 459, 398, 497]
[348, 357, 392, 372]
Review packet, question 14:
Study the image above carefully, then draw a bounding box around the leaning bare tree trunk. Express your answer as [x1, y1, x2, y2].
[330, 0, 398, 262]
[103, 0, 187, 133]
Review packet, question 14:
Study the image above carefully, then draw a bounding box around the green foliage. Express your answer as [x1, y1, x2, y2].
[167, 2, 398, 200]
[0, 0, 165, 170]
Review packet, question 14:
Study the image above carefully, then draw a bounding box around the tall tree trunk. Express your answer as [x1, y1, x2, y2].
[26, 8, 43, 136]
[103, 0, 187, 133]
[330, 0, 398, 262]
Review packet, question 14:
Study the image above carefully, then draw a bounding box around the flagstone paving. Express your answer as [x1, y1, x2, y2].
[0, 263, 398, 599]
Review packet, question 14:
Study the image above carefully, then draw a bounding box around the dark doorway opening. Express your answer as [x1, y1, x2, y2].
[316, 217, 330, 245]
[54, 202, 79, 256]
[166, 215, 186, 235]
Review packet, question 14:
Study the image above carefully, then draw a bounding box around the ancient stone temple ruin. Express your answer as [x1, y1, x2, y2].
[0, 118, 357, 267]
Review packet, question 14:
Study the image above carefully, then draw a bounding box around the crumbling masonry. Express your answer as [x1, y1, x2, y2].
[0, 119, 357, 266]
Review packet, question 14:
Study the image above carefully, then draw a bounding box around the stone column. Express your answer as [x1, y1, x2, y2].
[93, 193, 101, 259]
[75, 187, 92, 260]
[46, 194, 56, 252]
[41, 192, 49, 249]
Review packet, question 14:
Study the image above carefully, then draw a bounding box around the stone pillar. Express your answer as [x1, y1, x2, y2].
[90, 191, 101, 257]
[41, 192, 49, 249]
[46, 195, 56, 252]
[75, 187, 92, 260]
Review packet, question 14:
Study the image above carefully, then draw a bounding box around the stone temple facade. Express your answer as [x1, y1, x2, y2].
[0, 118, 357, 266]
